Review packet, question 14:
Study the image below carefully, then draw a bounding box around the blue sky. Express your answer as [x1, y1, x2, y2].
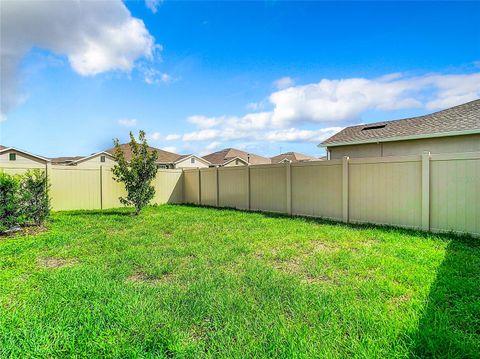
[1, 0, 479, 158]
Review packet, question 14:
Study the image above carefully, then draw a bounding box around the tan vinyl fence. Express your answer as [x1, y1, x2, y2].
[0, 165, 183, 211]
[1, 151, 479, 235]
[183, 152, 480, 236]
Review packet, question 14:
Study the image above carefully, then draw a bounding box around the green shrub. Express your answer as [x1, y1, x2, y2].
[20, 169, 50, 226]
[0, 172, 21, 232]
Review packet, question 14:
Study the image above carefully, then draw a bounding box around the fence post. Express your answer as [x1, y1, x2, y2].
[46, 162, 52, 203]
[421, 151, 430, 231]
[342, 156, 349, 223]
[215, 167, 219, 207]
[198, 169, 201, 205]
[99, 165, 104, 209]
[286, 162, 292, 215]
[246, 165, 251, 210]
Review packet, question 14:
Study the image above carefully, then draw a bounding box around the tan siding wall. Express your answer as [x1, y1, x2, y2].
[218, 167, 248, 209]
[430, 154, 480, 234]
[291, 161, 343, 220]
[329, 134, 480, 159]
[75, 154, 116, 168]
[348, 157, 422, 228]
[330, 143, 382, 159]
[250, 165, 286, 213]
[224, 159, 247, 167]
[0, 151, 46, 174]
[200, 168, 217, 206]
[175, 157, 209, 169]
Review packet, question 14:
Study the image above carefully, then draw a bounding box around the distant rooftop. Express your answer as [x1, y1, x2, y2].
[202, 148, 270, 165]
[321, 99, 480, 147]
[270, 152, 317, 163]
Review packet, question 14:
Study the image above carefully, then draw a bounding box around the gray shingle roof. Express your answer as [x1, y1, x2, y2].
[270, 152, 317, 163]
[321, 99, 480, 146]
[105, 144, 182, 164]
[202, 148, 271, 165]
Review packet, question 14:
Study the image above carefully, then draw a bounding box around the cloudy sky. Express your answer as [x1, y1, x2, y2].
[1, 0, 479, 158]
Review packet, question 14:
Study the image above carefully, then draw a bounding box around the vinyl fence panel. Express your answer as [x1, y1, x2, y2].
[183, 169, 200, 204]
[291, 160, 343, 220]
[348, 156, 422, 229]
[430, 152, 480, 235]
[200, 168, 217, 206]
[218, 166, 248, 209]
[250, 164, 287, 213]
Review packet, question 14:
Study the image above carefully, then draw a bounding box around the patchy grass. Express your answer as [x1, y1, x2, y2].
[0, 205, 478, 358]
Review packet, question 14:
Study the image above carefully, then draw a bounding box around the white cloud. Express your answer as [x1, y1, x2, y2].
[264, 127, 343, 143]
[165, 134, 181, 141]
[187, 115, 222, 129]
[1, 0, 156, 118]
[183, 129, 221, 141]
[142, 66, 171, 85]
[274, 76, 294, 90]
[162, 146, 177, 153]
[148, 132, 162, 141]
[145, 0, 162, 14]
[118, 118, 137, 127]
[176, 69, 480, 149]
[246, 102, 261, 110]
[198, 141, 222, 156]
[268, 72, 480, 127]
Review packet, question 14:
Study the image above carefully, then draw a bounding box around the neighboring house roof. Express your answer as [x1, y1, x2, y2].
[270, 152, 317, 163]
[320, 99, 480, 147]
[173, 154, 211, 165]
[50, 156, 85, 165]
[73, 151, 115, 165]
[202, 148, 271, 165]
[105, 144, 182, 164]
[0, 145, 50, 162]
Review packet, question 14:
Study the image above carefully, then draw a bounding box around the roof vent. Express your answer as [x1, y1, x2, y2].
[362, 124, 386, 131]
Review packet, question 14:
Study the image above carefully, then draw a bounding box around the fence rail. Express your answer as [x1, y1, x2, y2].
[1, 151, 479, 235]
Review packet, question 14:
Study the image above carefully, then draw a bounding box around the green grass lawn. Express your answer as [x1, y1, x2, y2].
[0, 205, 478, 358]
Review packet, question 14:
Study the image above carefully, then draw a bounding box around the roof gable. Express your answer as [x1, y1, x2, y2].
[270, 152, 317, 163]
[202, 148, 270, 165]
[321, 99, 480, 147]
[0, 146, 50, 162]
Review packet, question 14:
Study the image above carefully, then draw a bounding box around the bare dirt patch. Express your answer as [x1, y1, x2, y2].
[37, 257, 77, 268]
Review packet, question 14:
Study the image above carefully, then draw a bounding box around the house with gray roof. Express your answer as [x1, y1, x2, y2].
[270, 152, 318, 164]
[202, 148, 270, 167]
[320, 99, 480, 159]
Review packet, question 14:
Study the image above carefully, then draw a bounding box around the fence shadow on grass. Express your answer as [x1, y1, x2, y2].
[409, 236, 480, 358]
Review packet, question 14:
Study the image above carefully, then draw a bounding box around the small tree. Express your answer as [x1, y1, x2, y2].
[20, 169, 50, 226]
[111, 131, 158, 215]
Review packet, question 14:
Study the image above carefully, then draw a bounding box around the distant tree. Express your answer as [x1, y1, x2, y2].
[111, 131, 158, 215]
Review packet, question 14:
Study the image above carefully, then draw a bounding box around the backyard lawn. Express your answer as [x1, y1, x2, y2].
[0, 205, 478, 358]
